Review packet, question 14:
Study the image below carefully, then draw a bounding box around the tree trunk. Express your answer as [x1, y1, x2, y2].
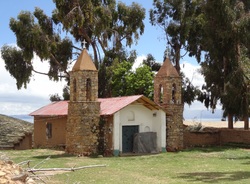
[244, 115, 249, 130]
[228, 114, 233, 129]
[174, 44, 181, 74]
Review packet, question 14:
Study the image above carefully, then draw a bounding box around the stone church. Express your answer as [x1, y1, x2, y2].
[30, 48, 183, 156]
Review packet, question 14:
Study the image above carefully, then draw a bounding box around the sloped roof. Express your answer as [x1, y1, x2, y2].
[29, 95, 162, 117]
[72, 49, 97, 71]
[99, 95, 161, 115]
[29, 101, 68, 116]
[156, 57, 179, 77]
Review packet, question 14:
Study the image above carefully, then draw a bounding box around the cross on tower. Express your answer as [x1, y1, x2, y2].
[82, 39, 87, 49]
[165, 48, 170, 58]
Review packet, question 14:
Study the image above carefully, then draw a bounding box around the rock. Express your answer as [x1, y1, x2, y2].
[0, 159, 32, 184]
[0, 171, 6, 176]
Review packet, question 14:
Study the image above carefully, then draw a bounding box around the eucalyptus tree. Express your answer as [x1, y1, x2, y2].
[193, 0, 250, 129]
[1, 0, 145, 96]
[150, 0, 198, 73]
[150, 0, 203, 106]
[142, 54, 161, 72]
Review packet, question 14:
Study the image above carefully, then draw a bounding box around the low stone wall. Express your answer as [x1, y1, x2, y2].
[220, 129, 250, 145]
[184, 128, 250, 148]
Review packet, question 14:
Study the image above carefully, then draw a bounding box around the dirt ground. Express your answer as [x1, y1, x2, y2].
[184, 120, 246, 128]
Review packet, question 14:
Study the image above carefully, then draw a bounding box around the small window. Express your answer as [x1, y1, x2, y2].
[159, 84, 163, 103]
[73, 79, 77, 101]
[46, 122, 52, 139]
[172, 83, 176, 103]
[86, 78, 91, 101]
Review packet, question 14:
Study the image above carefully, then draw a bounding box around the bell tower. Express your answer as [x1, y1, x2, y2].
[154, 56, 183, 151]
[66, 48, 100, 155]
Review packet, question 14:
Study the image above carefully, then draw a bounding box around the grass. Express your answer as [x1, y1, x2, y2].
[1, 146, 250, 183]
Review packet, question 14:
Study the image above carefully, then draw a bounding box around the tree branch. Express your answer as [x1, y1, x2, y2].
[50, 53, 70, 77]
[32, 68, 67, 78]
[27, 165, 106, 172]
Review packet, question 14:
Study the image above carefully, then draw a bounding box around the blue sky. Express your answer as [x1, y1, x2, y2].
[0, 1, 222, 120]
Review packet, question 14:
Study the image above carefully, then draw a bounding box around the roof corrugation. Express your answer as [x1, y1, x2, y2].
[30, 95, 162, 116]
[99, 95, 143, 115]
[29, 101, 68, 116]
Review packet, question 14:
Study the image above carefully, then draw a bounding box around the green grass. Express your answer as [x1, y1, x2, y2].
[1, 147, 250, 183]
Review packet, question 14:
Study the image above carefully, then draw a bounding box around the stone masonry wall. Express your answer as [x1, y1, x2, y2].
[154, 75, 183, 151]
[166, 104, 184, 151]
[70, 71, 98, 102]
[67, 68, 100, 156]
[66, 102, 100, 155]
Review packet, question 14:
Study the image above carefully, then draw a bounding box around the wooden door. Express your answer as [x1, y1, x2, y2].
[122, 125, 139, 153]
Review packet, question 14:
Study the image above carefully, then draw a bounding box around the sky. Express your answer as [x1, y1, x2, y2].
[0, 1, 222, 120]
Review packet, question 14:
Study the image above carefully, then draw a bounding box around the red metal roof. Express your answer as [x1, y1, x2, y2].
[30, 95, 161, 116]
[29, 101, 68, 116]
[99, 95, 144, 115]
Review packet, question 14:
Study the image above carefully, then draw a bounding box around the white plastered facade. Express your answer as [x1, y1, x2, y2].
[112, 104, 166, 154]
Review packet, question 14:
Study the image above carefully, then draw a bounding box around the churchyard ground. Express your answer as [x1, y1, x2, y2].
[1, 146, 250, 183]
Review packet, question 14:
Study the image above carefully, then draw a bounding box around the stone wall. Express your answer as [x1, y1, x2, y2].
[66, 102, 100, 156]
[154, 75, 183, 151]
[184, 128, 250, 147]
[69, 71, 98, 102]
[67, 64, 100, 156]
[99, 116, 114, 156]
[166, 104, 184, 151]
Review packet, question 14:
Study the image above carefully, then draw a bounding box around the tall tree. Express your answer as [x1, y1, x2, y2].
[190, 0, 250, 129]
[1, 0, 145, 95]
[150, 0, 197, 73]
[142, 54, 161, 72]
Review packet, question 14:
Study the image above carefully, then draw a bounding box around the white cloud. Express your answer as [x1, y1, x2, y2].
[132, 55, 146, 71]
[180, 61, 223, 120]
[180, 62, 204, 89]
[0, 53, 66, 115]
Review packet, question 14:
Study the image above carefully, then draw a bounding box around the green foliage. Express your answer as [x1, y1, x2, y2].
[151, 0, 250, 120]
[110, 60, 133, 97]
[196, 1, 250, 119]
[181, 73, 200, 106]
[1, 0, 145, 96]
[1, 46, 32, 89]
[128, 65, 154, 99]
[98, 49, 137, 98]
[52, 0, 145, 65]
[62, 86, 70, 100]
[1, 7, 73, 89]
[110, 60, 154, 99]
[142, 54, 161, 72]
[150, 0, 198, 72]
[49, 93, 61, 102]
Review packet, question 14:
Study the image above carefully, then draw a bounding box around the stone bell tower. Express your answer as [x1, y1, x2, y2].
[66, 48, 100, 155]
[154, 56, 183, 151]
